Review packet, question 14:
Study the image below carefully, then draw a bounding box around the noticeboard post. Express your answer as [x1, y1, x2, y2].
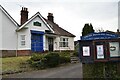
[79, 32, 120, 63]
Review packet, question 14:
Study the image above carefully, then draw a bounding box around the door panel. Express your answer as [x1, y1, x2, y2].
[31, 34, 43, 52]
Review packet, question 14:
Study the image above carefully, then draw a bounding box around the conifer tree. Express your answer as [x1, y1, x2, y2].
[82, 23, 94, 36]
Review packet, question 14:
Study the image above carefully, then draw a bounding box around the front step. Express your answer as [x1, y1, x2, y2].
[70, 56, 80, 63]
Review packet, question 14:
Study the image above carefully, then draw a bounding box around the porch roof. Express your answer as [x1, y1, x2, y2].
[31, 30, 44, 34]
[45, 33, 57, 38]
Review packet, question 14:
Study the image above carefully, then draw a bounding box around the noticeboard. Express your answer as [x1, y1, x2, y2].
[79, 39, 120, 63]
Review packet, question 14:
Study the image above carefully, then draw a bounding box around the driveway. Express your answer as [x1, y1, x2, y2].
[3, 63, 82, 78]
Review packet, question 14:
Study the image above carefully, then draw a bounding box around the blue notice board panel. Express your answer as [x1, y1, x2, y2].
[81, 32, 120, 40]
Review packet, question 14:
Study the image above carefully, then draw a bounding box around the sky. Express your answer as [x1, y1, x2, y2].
[0, 0, 120, 41]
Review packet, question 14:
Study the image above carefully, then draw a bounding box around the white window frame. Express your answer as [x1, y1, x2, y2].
[59, 38, 68, 47]
[21, 35, 26, 46]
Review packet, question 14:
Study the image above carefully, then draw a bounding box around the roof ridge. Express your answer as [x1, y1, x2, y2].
[0, 5, 19, 27]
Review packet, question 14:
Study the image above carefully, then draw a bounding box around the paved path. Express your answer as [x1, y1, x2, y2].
[3, 63, 82, 78]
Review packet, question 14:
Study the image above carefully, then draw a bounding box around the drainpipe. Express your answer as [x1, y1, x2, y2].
[59, 36, 61, 53]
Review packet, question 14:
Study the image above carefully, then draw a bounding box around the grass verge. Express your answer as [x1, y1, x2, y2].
[2, 56, 33, 74]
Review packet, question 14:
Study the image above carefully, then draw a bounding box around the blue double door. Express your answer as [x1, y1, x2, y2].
[31, 31, 44, 52]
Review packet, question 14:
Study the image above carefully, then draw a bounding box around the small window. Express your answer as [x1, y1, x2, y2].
[33, 21, 41, 26]
[59, 38, 68, 47]
[21, 35, 26, 46]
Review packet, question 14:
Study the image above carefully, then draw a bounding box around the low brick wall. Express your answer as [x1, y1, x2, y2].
[1, 50, 31, 57]
[17, 50, 31, 56]
[2, 50, 16, 57]
[1, 50, 74, 57]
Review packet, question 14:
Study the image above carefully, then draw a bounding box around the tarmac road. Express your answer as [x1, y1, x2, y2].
[3, 63, 82, 78]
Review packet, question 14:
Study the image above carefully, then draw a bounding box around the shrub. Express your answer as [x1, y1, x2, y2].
[28, 53, 46, 69]
[83, 62, 119, 79]
[59, 56, 70, 64]
[31, 57, 47, 69]
[59, 52, 70, 57]
[30, 53, 44, 61]
[44, 53, 60, 67]
[58, 52, 70, 64]
[73, 51, 79, 57]
[28, 52, 71, 69]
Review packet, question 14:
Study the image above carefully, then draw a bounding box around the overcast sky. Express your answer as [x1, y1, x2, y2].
[1, 0, 119, 40]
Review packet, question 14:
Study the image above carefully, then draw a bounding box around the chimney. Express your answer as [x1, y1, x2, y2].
[47, 13, 54, 22]
[20, 7, 28, 25]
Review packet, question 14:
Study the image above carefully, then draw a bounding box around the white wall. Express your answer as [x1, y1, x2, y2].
[17, 29, 31, 50]
[2, 10, 18, 50]
[0, 9, 2, 50]
[53, 36, 60, 51]
[43, 35, 47, 51]
[29, 17, 49, 31]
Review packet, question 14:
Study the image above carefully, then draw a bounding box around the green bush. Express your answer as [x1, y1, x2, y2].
[44, 53, 60, 67]
[83, 62, 120, 79]
[59, 52, 70, 57]
[58, 52, 70, 64]
[59, 56, 70, 64]
[30, 53, 44, 61]
[31, 57, 47, 69]
[28, 53, 46, 69]
[73, 51, 79, 57]
[28, 52, 71, 69]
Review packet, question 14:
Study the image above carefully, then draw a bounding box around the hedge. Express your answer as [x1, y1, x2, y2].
[28, 52, 70, 69]
[83, 62, 120, 79]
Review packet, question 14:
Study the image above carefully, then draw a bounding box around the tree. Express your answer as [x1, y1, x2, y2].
[95, 27, 104, 32]
[82, 23, 94, 36]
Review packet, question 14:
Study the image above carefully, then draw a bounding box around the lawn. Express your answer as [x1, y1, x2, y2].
[2, 56, 32, 74]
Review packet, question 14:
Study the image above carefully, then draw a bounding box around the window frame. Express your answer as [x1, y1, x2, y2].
[59, 38, 69, 47]
[21, 35, 26, 46]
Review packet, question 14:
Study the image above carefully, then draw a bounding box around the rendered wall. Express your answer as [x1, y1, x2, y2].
[53, 36, 75, 51]
[2, 9, 17, 50]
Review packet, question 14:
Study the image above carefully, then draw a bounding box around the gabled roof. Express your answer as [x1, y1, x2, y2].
[0, 5, 19, 27]
[17, 11, 75, 37]
[44, 18, 76, 37]
[17, 12, 54, 32]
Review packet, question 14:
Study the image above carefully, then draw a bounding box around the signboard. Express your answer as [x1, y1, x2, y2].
[81, 32, 120, 40]
[83, 46, 90, 56]
[109, 42, 120, 57]
[96, 45, 104, 59]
